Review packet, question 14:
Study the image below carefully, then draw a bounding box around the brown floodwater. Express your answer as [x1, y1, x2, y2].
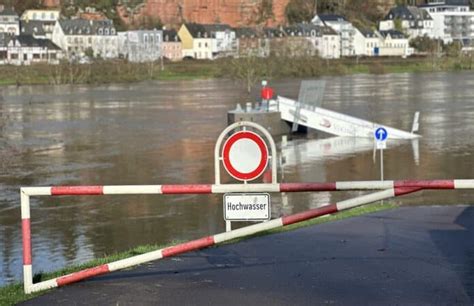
[1, 72, 474, 285]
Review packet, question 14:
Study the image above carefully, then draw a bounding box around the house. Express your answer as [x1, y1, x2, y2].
[283, 23, 341, 59]
[52, 19, 118, 59]
[379, 6, 434, 39]
[162, 29, 182, 61]
[20, 9, 60, 40]
[234, 27, 269, 58]
[117, 29, 162, 62]
[20, 20, 48, 39]
[0, 33, 62, 65]
[20, 9, 60, 22]
[378, 30, 414, 56]
[360, 29, 382, 56]
[178, 23, 237, 59]
[263, 27, 286, 57]
[312, 14, 365, 57]
[0, 7, 20, 35]
[178, 23, 213, 59]
[419, 0, 474, 44]
[204, 24, 237, 58]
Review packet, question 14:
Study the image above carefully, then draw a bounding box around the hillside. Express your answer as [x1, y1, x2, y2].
[3, 0, 429, 28]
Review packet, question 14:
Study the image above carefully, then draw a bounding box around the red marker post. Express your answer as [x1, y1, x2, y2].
[260, 80, 274, 112]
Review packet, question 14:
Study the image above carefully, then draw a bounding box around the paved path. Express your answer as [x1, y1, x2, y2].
[22, 205, 474, 305]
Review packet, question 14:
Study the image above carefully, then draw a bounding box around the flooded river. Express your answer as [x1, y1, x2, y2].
[1, 72, 474, 285]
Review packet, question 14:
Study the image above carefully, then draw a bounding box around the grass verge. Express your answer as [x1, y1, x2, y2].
[0, 202, 395, 305]
[0, 56, 471, 87]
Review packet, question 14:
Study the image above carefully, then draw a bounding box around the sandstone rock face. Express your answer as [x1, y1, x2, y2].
[126, 0, 290, 27]
[43, 0, 60, 7]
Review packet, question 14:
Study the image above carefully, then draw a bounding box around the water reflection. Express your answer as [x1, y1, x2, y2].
[2, 72, 474, 285]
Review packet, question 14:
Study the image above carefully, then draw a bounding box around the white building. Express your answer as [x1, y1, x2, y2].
[419, 0, 474, 44]
[118, 29, 162, 62]
[379, 6, 434, 39]
[379, 30, 414, 57]
[360, 29, 383, 56]
[0, 7, 20, 35]
[202, 24, 237, 58]
[312, 14, 365, 57]
[0, 33, 62, 65]
[52, 19, 119, 59]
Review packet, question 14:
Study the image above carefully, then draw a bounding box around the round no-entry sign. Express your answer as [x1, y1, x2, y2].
[222, 131, 268, 181]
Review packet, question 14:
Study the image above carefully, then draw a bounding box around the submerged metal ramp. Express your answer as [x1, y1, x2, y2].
[275, 96, 420, 140]
[272, 80, 420, 140]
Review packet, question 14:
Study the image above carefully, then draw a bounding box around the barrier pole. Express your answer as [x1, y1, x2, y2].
[19, 179, 474, 197]
[23, 187, 420, 294]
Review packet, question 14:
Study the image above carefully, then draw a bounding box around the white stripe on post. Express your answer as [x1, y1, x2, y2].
[214, 218, 284, 243]
[336, 181, 394, 190]
[107, 249, 164, 272]
[103, 185, 162, 195]
[20, 191, 30, 220]
[21, 187, 52, 196]
[336, 189, 395, 211]
[30, 278, 58, 293]
[454, 179, 474, 189]
[23, 265, 33, 294]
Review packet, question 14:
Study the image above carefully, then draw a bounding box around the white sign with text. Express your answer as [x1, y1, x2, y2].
[224, 193, 271, 221]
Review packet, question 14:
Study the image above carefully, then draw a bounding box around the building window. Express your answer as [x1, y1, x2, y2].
[10, 53, 18, 59]
[33, 53, 40, 59]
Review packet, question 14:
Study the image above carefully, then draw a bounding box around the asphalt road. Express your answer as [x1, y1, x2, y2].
[21, 205, 474, 305]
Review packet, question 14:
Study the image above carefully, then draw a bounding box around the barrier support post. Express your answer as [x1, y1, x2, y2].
[21, 189, 33, 294]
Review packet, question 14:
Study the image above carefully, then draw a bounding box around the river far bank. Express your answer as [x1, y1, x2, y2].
[0, 55, 471, 88]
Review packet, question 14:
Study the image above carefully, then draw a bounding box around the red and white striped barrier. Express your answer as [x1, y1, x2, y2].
[20, 179, 474, 197]
[21, 179, 474, 293]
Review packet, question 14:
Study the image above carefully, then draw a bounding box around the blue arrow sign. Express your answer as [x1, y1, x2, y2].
[374, 127, 388, 141]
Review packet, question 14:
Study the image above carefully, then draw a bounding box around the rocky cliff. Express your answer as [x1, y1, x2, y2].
[43, 0, 60, 7]
[119, 0, 290, 27]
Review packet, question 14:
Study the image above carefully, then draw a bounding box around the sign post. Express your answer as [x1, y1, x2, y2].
[374, 127, 388, 181]
[215, 121, 277, 232]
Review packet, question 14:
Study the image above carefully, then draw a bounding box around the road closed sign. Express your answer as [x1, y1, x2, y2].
[224, 193, 271, 221]
[222, 131, 268, 181]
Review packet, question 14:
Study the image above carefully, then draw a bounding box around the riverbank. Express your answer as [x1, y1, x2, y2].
[21, 205, 473, 306]
[0, 56, 471, 87]
[0, 202, 394, 305]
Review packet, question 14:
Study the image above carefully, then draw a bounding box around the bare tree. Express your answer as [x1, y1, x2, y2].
[227, 56, 271, 94]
